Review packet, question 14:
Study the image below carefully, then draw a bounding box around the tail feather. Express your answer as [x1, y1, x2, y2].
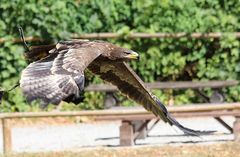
[25, 44, 56, 62]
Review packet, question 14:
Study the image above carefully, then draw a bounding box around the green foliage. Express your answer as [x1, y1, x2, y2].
[0, 0, 239, 112]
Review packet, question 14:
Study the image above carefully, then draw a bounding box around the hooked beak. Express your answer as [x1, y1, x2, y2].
[125, 51, 140, 60]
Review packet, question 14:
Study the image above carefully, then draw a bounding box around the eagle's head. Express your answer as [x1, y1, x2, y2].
[95, 41, 139, 61]
[115, 47, 139, 61]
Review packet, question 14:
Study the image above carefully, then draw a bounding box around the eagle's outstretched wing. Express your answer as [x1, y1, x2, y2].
[88, 59, 213, 136]
[20, 40, 102, 106]
[21, 40, 213, 135]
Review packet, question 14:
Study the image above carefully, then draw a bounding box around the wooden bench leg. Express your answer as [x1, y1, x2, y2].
[233, 116, 240, 142]
[2, 118, 12, 154]
[120, 121, 134, 146]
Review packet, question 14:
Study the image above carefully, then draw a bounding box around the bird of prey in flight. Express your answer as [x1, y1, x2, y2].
[20, 39, 212, 136]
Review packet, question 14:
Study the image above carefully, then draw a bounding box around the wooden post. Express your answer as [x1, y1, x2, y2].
[233, 116, 240, 142]
[120, 121, 134, 146]
[2, 118, 12, 154]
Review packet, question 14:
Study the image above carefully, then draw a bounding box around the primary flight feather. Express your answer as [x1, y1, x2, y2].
[20, 39, 213, 136]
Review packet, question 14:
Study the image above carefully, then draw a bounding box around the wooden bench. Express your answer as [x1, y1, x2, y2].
[85, 80, 239, 145]
[112, 103, 240, 146]
[1, 102, 240, 154]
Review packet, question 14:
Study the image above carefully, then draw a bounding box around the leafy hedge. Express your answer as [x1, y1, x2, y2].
[0, 0, 239, 112]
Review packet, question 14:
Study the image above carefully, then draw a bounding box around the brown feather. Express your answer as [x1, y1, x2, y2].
[88, 59, 168, 122]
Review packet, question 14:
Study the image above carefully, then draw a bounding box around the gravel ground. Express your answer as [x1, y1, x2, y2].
[0, 116, 235, 153]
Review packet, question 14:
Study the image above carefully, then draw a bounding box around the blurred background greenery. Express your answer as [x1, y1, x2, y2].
[0, 0, 239, 112]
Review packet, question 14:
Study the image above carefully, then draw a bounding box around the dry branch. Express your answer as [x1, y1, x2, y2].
[1, 32, 240, 44]
[72, 32, 240, 39]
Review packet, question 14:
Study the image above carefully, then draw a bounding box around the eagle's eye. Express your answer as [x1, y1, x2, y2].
[124, 51, 131, 55]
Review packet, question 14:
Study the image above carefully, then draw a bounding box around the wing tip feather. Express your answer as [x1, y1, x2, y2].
[166, 113, 216, 136]
[155, 98, 216, 136]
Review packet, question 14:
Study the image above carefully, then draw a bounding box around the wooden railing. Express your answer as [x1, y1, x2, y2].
[85, 80, 239, 91]
[1, 103, 240, 154]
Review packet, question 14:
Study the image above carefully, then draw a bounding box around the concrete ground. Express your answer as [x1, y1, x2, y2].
[0, 116, 235, 153]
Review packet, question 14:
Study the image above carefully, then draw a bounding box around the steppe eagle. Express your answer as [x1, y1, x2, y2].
[20, 39, 211, 136]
